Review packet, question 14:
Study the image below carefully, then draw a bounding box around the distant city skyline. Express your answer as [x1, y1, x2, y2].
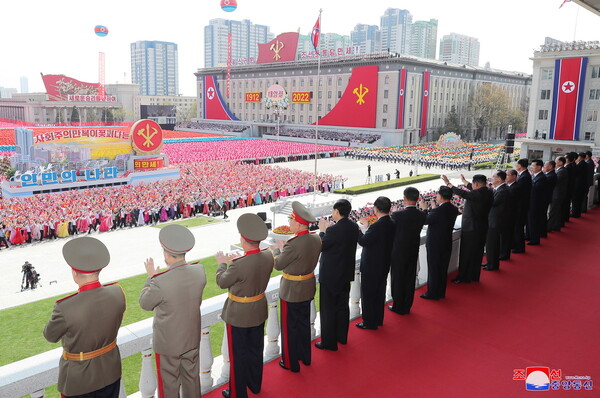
[1, 0, 598, 96]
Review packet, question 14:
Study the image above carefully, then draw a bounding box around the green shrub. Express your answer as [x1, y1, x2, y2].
[335, 174, 440, 195]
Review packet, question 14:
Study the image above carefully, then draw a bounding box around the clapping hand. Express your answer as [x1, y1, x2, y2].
[215, 251, 237, 265]
[418, 199, 428, 211]
[318, 218, 332, 233]
[441, 175, 450, 185]
[460, 174, 469, 185]
[144, 257, 160, 277]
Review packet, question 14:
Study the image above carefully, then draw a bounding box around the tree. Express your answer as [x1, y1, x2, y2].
[112, 107, 134, 123]
[468, 83, 511, 141]
[443, 105, 462, 136]
[101, 109, 114, 124]
[177, 100, 198, 123]
[86, 109, 98, 123]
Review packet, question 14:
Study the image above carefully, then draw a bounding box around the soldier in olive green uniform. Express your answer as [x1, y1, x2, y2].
[139, 224, 207, 398]
[44, 237, 126, 398]
[272, 201, 321, 373]
[215, 213, 274, 398]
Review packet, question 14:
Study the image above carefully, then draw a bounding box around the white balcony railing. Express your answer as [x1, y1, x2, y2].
[0, 228, 461, 398]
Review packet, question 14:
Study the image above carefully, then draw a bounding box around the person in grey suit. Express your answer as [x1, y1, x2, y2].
[272, 202, 321, 373]
[140, 225, 207, 398]
[483, 171, 509, 271]
[548, 157, 568, 232]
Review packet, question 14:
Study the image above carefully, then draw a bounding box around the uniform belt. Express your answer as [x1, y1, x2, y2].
[63, 340, 117, 361]
[282, 272, 315, 281]
[228, 292, 265, 303]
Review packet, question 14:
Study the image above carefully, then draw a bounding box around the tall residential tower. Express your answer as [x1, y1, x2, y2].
[130, 41, 179, 96]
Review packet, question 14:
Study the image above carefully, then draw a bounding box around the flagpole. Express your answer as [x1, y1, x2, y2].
[313, 9, 322, 201]
[573, 5, 579, 41]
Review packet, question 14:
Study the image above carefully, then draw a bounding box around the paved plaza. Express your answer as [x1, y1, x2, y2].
[0, 157, 490, 310]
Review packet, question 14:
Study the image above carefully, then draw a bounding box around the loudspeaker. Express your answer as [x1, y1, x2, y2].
[506, 139, 514, 148]
[257, 212, 267, 221]
[506, 132, 515, 140]
[506, 146, 514, 154]
[265, 222, 272, 230]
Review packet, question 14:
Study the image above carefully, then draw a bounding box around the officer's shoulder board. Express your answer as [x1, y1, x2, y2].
[56, 292, 78, 303]
[151, 268, 172, 278]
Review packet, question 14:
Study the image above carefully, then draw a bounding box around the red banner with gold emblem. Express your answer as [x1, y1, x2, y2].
[41, 74, 102, 101]
[317, 66, 379, 128]
[257, 32, 299, 64]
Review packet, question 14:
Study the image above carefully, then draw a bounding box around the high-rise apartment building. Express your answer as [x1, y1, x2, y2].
[20, 77, 29, 94]
[298, 32, 353, 53]
[351, 24, 381, 54]
[439, 33, 480, 66]
[204, 19, 272, 67]
[379, 8, 412, 54]
[410, 19, 438, 59]
[130, 41, 179, 96]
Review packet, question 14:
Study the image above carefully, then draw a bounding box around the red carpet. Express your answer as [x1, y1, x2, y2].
[206, 209, 600, 397]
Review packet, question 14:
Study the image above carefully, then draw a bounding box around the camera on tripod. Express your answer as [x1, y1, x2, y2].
[21, 261, 41, 291]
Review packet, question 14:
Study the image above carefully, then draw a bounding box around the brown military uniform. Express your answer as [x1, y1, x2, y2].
[139, 260, 207, 398]
[44, 282, 126, 396]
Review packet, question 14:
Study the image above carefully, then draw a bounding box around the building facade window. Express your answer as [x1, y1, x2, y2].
[541, 89, 551, 100]
[541, 69, 554, 80]
[586, 110, 598, 121]
[384, 90, 389, 99]
[538, 109, 548, 120]
[592, 66, 600, 79]
[589, 89, 600, 100]
[383, 104, 388, 113]
[584, 132, 595, 141]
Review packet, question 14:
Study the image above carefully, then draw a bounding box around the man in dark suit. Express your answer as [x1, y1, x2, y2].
[483, 170, 509, 271]
[527, 160, 548, 246]
[548, 157, 568, 232]
[356, 196, 395, 329]
[571, 152, 588, 218]
[419, 186, 459, 299]
[500, 169, 520, 261]
[317, 199, 360, 351]
[541, 160, 557, 238]
[563, 152, 577, 224]
[513, 158, 531, 253]
[582, 151, 595, 213]
[388, 187, 426, 314]
[443, 174, 493, 283]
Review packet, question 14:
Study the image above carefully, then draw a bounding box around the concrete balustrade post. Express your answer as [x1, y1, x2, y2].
[29, 390, 45, 398]
[217, 327, 230, 385]
[310, 299, 317, 339]
[386, 271, 392, 302]
[349, 270, 361, 319]
[265, 301, 280, 358]
[139, 348, 157, 398]
[118, 379, 127, 398]
[199, 327, 214, 392]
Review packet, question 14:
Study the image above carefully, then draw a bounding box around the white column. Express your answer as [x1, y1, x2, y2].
[29, 390, 45, 398]
[349, 270, 361, 319]
[118, 379, 127, 398]
[265, 301, 280, 358]
[199, 327, 214, 391]
[139, 348, 157, 398]
[310, 299, 317, 339]
[217, 327, 230, 385]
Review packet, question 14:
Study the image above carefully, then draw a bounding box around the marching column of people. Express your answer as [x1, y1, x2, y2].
[42, 153, 596, 396]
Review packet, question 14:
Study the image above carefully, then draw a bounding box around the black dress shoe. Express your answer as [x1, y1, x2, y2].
[387, 305, 407, 314]
[482, 266, 497, 271]
[452, 278, 470, 284]
[355, 322, 377, 330]
[315, 341, 337, 351]
[512, 249, 525, 254]
[481, 263, 489, 267]
[499, 256, 510, 260]
[420, 294, 439, 300]
[222, 390, 230, 398]
[279, 360, 299, 373]
[527, 242, 539, 246]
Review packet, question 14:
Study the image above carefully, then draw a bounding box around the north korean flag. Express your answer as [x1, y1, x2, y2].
[420, 71, 431, 137]
[397, 69, 408, 129]
[549, 57, 588, 141]
[311, 16, 321, 51]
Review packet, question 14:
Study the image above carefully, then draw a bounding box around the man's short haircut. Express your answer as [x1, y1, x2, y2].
[517, 158, 529, 168]
[531, 159, 544, 168]
[373, 196, 392, 214]
[586, 150, 592, 157]
[557, 156, 566, 164]
[403, 187, 420, 202]
[495, 170, 507, 181]
[333, 199, 352, 217]
[472, 174, 487, 185]
[578, 152, 586, 159]
[547, 160, 556, 168]
[507, 169, 518, 177]
[566, 152, 576, 162]
[438, 186, 453, 200]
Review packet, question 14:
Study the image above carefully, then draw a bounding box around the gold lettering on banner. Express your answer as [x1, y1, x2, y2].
[137, 123, 158, 148]
[353, 84, 369, 105]
[270, 40, 285, 60]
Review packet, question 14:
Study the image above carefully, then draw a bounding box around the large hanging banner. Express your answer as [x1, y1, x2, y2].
[318, 65, 379, 128]
[549, 57, 588, 140]
[203, 76, 239, 121]
[396, 68, 408, 129]
[420, 71, 431, 137]
[256, 32, 299, 64]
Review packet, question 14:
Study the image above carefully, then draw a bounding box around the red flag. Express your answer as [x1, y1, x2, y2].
[256, 32, 299, 64]
[311, 16, 321, 51]
[559, 0, 571, 8]
[549, 57, 587, 140]
[420, 71, 431, 137]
